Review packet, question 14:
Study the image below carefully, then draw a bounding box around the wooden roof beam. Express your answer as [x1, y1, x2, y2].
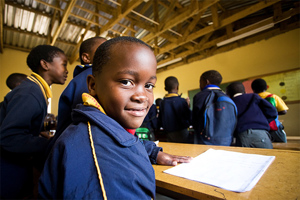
[158, 0, 280, 55]
[99, 0, 143, 35]
[51, 0, 76, 46]
[142, 0, 219, 43]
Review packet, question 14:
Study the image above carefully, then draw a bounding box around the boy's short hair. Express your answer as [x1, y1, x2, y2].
[164, 76, 179, 92]
[26, 45, 65, 73]
[155, 98, 162, 106]
[79, 36, 106, 64]
[201, 70, 222, 86]
[92, 36, 152, 76]
[226, 81, 245, 98]
[6, 73, 27, 90]
[251, 78, 267, 93]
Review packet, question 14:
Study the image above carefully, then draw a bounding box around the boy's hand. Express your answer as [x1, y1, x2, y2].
[157, 151, 192, 166]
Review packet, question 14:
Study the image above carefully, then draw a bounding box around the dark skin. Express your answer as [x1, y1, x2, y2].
[87, 42, 192, 166]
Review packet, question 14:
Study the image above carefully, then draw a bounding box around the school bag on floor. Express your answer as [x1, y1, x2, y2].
[202, 90, 238, 146]
[264, 94, 287, 143]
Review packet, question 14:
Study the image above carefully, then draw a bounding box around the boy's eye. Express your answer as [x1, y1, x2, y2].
[120, 80, 133, 87]
[145, 83, 155, 90]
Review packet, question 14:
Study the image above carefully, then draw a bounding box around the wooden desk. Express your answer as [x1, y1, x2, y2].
[153, 142, 300, 200]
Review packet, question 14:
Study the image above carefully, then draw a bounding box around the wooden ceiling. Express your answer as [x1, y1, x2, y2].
[1, 0, 299, 72]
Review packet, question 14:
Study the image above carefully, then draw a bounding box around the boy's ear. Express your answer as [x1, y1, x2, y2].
[81, 53, 91, 64]
[87, 74, 97, 96]
[40, 59, 49, 71]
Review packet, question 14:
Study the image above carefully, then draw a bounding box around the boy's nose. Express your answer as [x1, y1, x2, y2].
[132, 91, 148, 103]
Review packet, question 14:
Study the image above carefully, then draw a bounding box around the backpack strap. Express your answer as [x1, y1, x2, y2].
[203, 90, 217, 130]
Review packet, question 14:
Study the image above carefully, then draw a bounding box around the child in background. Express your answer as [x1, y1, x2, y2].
[226, 82, 277, 148]
[192, 70, 237, 146]
[39, 37, 192, 199]
[55, 36, 107, 138]
[251, 78, 289, 142]
[6, 73, 28, 90]
[158, 76, 192, 143]
[0, 45, 68, 199]
[0, 73, 27, 109]
[251, 78, 288, 115]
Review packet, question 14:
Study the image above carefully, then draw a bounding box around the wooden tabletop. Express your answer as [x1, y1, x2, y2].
[153, 142, 300, 200]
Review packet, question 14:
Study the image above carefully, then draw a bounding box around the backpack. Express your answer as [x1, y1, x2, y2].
[264, 94, 287, 142]
[202, 90, 238, 146]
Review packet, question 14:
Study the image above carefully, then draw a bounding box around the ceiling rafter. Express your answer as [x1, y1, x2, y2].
[2, 0, 299, 70]
[157, 4, 300, 66]
[158, 0, 281, 55]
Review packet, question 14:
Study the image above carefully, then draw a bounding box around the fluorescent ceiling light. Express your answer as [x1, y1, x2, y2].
[157, 58, 182, 69]
[216, 23, 274, 47]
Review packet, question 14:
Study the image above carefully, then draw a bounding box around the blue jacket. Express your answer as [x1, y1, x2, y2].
[232, 93, 277, 134]
[39, 104, 159, 199]
[56, 65, 92, 137]
[159, 95, 191, 132]
[0, 79, 49, 198]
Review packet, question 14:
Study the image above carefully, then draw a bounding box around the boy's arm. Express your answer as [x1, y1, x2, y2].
[274, 94, 289, 115]
[259, 97, 278, 122]
[142, 140, 192, 165]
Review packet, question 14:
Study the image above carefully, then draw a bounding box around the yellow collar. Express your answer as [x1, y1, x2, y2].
[164, 93, 179, 98]
[27, 72, 52, 104]
[82, 93, 106, 115]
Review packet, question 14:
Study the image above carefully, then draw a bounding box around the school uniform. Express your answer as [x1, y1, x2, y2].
[56, 64, 92, 138]
[0, 73, 50, 198]
[39, 94, 159, 199]
[159, 93, 192, 143]
[232, 93, 277, 148]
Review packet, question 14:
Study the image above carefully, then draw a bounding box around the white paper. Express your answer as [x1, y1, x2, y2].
[163, 148, 275, 192]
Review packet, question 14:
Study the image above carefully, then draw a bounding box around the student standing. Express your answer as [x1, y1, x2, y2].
[226, 82, 277, 148]
[158, 76, 192, 143]
[192, 70, 237, 146]
[55, 36, 107, 138]
[251, 78, 289, 142]
[0, 45, 68, 199]
[251, 78, 289, 115]
[39, 37, 192, 199]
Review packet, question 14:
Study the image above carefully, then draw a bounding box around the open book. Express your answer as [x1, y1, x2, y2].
[164, 148, 275, 192]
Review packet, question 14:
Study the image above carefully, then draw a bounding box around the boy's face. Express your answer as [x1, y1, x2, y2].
[47, 52, 68, 85]
[89, 43, 157, 129]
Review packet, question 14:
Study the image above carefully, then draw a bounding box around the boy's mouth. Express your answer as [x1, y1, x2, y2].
[125, 108, 147, 117]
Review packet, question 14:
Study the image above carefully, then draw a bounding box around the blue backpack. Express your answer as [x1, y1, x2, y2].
[202, 90, 238, 146]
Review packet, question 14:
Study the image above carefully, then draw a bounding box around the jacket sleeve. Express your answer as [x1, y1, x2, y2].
[142, 140, 162, 164]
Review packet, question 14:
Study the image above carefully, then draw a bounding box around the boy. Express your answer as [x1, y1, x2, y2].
[0, 45, 68, 199]
[0, 73, 27, 109]
[251, 78, 289, 115]
[251, 78, 289, 142]
[158, 76, 192, 143]
[55, 36, 107, 138]
[226, 82, 277, 148]
[39, 37, 191, 199]
[192, 70, 237, 146]
[6, 73, 28, 90]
